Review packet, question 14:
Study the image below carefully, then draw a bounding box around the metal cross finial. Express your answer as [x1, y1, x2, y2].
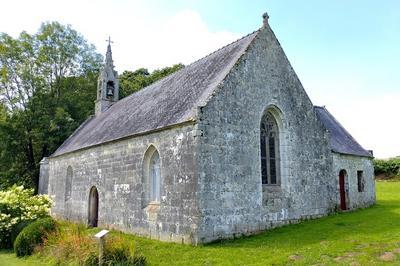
[106, 36, 114, 46]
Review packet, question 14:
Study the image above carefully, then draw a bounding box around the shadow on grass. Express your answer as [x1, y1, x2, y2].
[0, 249, 13, 255]
[205, 201, 400, 249]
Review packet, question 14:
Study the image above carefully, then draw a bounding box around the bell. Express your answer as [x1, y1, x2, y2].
[107, 88, 113, 96]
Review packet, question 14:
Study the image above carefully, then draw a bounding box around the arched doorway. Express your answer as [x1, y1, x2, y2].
[88, 186, 99, 227]
[339, 170, 347, 210]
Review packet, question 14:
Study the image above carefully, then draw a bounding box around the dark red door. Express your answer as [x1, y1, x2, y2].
[339, 172, 346, 210]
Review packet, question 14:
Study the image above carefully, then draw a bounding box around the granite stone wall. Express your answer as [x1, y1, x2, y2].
[332, 153, 375, 209]
[45, 123, 200, 244]
[195, 23, 337, 243]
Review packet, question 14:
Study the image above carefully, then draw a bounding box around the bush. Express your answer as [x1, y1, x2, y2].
[10, 220, 34, 246]
[104, 237, 146, 266]
[44, 222, 97, 264]
[84, 235, 146, 266]
[374, 157, 400, 177]
[0, 185, 52, 248]
[40, 222, 146, 265]
[14, 217, 56, 257]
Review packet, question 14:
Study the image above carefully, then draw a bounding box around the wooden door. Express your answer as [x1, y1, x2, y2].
[339, 171, 346, 210]
[88, 187, 98, 227]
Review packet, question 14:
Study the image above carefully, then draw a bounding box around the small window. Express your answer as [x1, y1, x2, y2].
[65, 166, 73, 201]
[357, 171, 364, 192]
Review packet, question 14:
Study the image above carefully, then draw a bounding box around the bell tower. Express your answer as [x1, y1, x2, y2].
[95, 37, 119, 115]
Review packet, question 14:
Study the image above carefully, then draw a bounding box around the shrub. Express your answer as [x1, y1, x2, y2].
[374, 158, 400, 177]
[40, 223, 146, 265]
[84, 252, 98, 265]
[83, 234, 146, 266]
[0, 185, 52, 248]
[102, 235, 146, 266]
[14, 217, 56, 257]
[10, 220, 34, 246]
[44, 222, 97, 264]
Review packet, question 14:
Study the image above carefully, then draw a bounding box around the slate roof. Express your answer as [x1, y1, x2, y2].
[314, 106, 372, 157]
[52, 31, 259, 157]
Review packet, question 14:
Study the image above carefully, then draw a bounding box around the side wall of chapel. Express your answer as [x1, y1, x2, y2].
[46, 124, 200, 244]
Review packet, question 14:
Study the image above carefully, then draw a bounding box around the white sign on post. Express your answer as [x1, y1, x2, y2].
[94, 229, 109, 266]
[95, 229, 109, 239]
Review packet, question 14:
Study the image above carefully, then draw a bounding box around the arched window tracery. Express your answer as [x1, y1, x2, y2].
[260, 111, 280, 185]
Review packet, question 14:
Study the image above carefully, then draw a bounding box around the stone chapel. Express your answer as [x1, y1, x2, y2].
[39, 13, 375, 244]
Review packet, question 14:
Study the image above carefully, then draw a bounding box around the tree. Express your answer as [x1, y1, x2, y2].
[0, 21, 184, 192]
[0, 22, 102, 191]
[119, 64, 184, 99]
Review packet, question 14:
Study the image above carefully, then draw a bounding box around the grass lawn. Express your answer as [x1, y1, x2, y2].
[1, 180, 400, 265]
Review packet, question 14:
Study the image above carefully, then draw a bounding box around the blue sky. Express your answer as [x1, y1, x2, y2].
[1, 0, 399, 158]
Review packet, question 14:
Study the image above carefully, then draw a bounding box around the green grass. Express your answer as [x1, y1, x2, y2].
[0, 250, 47, 266]
[2, 181, 400, 265]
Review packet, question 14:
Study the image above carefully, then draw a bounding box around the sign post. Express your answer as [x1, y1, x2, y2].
[94, 229, 109, 266]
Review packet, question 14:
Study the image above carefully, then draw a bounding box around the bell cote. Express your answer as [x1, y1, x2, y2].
[95, 38, 119, 115]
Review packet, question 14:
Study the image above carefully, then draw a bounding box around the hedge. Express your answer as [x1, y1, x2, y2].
[14, 217, 56, 257]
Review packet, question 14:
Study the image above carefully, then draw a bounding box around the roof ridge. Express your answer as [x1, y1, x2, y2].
[115, 30, 261, 104]
[187, 29, 260, 67]
[52, 28, 262, 157]
[315, 106, 371, 157]
[320, 106, 359, 143]
[193, 30, 260, 110]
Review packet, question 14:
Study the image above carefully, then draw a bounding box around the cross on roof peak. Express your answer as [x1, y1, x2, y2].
[106, 36, 114, 46]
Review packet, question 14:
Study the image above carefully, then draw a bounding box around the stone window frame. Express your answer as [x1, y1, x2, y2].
[260, 105, 284, 187]
[357, 170, 364, 192]
[142, 145, 162, 207]
[65, 165, 73, 202]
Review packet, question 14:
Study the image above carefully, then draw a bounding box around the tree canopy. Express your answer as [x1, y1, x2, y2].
[0, 22, 102, 190]
[0, 22, 183, 192]
[119, 64, 184, 98]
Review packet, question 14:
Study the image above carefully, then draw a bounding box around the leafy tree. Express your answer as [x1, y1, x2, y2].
[0, 21, 184, 192]
[0, 22, 102, 191]
[150, 63, 184, 83]
[119, 64, 184, 99]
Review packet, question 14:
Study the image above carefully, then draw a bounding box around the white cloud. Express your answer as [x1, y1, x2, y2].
[326, 93, 400, 159]
[114, 9, 241, 71]
[0, 1, 240, 71]
[304, 73, 400, 159]
[297, 62, 399, 159]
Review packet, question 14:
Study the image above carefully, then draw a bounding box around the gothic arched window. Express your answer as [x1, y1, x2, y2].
[260, 112, 280, 185]
[149, 150, 161, 202]
[65, 166, 73, 201]
[143, 145, 162, 206]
